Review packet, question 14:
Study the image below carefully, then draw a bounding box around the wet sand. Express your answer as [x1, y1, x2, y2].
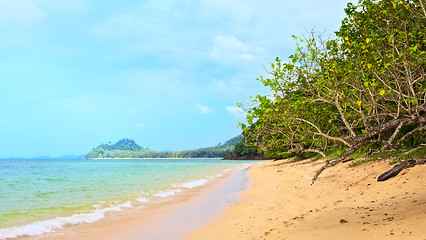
[187, 159, 426, 240]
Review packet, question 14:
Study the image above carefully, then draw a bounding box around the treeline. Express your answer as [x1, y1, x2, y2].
[239, 0, 425, 183]
[224, 130, 272, 160]
[86, 136, 243, 159]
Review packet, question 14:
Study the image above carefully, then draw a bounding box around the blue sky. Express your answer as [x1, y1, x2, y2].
[0, 0, 351, 158]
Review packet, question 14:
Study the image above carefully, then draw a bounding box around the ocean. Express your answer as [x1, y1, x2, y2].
[0, 158, 254, 239]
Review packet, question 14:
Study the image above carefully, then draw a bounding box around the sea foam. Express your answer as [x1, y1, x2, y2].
[153, 189, 182, 198]
[136, 197, 150, 203]
[177, 179, 208, 189]
[0, 201, 132, 240]
[152, 178, 209, 198]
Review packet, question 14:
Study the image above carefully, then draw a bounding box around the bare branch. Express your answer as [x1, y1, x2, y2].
[296, 118, 352, 147]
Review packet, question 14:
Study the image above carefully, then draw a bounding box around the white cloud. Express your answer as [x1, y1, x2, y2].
[212, 35, 248, 54]
[88, 1, 205, 59]
[196, 104, 214, 114]
[226, 106, 245, 117]
[209, 35, 263, 63]
[135, 123, 144, 128]
[207, 73, 269, 102]
[201, 0, 352, 62]
[0, 0, 45, 26]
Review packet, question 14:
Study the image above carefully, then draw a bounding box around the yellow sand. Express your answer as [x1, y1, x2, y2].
[187, 159, 426, 240]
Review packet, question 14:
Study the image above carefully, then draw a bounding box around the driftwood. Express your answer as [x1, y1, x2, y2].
[377, 160, 417, 182]
[342, 158, 354, 163]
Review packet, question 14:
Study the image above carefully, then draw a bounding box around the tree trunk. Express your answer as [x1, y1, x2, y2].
[311, 116, 426, 184]
[377, 160, 417, 181]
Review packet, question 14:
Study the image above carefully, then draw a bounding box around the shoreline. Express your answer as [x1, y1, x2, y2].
[85, 158, 268, 160]
[85, 158, 225, 159]
[13, 165, 252, 240]
[187, 159, 425, 239]
[9, 159, 424, 240]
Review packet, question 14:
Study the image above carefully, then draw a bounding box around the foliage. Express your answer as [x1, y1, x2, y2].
[99, 138, 146, 151]
[85, 136, 242, 159]
[233, 141, 261, 157]
[219, 135, 244, 148]
[240, 0, 426, 183]
[393, 145, 426, 162]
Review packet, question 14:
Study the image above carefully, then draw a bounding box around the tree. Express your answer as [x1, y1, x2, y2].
[241, 0, 425, 184]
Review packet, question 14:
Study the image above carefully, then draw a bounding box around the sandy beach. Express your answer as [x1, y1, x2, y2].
[187, 159, 426, 240]
[14, 159, 425, 240]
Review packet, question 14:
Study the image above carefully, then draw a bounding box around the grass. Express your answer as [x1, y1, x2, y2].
[348, 145, 426, 167]
[348, 150, 400, 167]
[348, 158, 373, 167]
[342, 146, 398, 167]
[278, 145, 425, 167]
[390, 145, 426, 164]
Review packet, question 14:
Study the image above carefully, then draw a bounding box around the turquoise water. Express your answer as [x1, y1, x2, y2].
[0, 158, 253, 239]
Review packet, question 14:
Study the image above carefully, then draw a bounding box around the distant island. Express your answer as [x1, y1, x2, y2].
[85, 136, 252, 159]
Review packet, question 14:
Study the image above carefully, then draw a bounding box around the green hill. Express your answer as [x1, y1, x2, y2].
[85, 136, 243, 159]
[85, 138, 156, 158]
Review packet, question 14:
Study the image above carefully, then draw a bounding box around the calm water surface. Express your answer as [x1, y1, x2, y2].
[0, 158, 254, 239]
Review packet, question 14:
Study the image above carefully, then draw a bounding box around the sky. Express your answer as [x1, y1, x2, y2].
[0, 0, 352, 158]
